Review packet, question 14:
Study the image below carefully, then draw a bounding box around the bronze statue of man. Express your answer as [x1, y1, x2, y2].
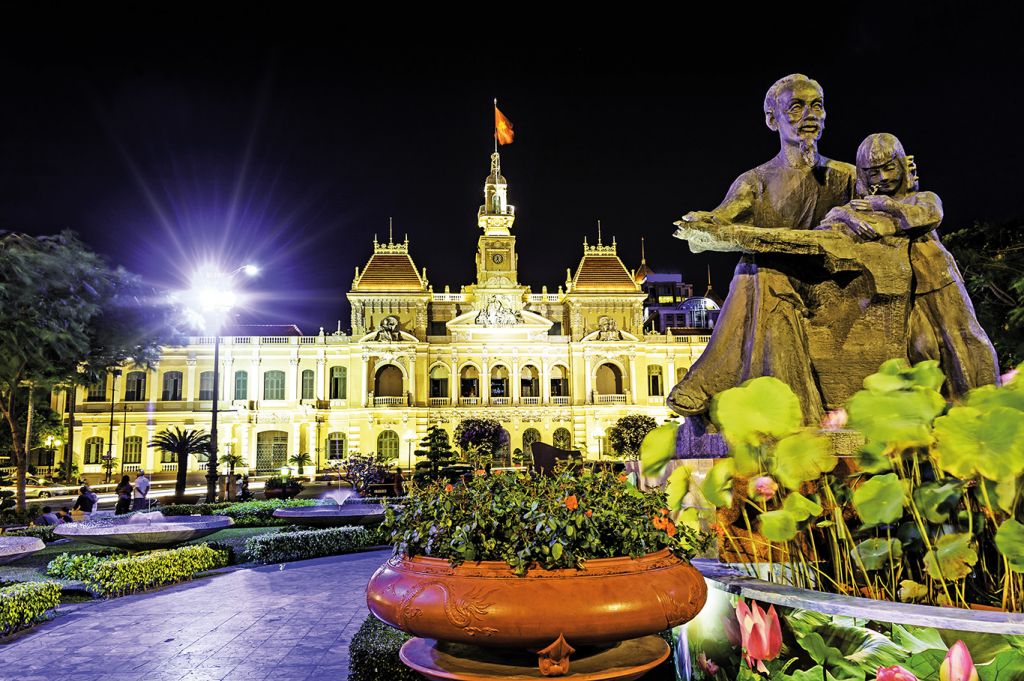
[670, 74, 856, 422]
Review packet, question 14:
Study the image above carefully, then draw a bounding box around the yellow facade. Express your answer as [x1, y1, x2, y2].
[60, 152, 709, 476]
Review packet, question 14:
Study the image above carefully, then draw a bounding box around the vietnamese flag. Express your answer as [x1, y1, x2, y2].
[494, 102, 514, 145]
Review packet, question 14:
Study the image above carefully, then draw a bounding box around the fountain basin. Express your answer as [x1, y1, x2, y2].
[272, 504, 385, 528]
[54, 513, 234, 550]
[0, 536, 46, 565]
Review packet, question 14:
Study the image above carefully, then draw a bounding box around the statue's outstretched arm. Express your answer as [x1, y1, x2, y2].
[850, 192, 943, 237]
[678, 174, 757, 226]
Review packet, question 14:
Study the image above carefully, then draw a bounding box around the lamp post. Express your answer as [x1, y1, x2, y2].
[105, 369, 122, 483]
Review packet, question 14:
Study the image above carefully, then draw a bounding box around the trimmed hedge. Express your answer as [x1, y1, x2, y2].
[6, 525, 57, 542]
[48, 545, 228, 597]
[245, 526, 380, 564]
[158, 499, 317, 527]
[0, 581, 61, 637]
[348, 615, 419, 681]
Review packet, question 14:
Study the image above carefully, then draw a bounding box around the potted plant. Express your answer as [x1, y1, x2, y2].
[263, 475, 303, 500]
[367, 466, 710, 676]
[644, 360, 1024, 680]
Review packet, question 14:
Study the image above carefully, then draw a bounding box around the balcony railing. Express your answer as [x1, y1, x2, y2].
[521, 396, 540, 405]
[491, 397, 511, 405]
[594, 393, 627, 405]
[161, 463, 178, 472]
[374, 396, 406, 407]
[460, 397, 480, 406]
[552, 396, 571, 405]
[429, 397, 451, 406]
[670, 334, 712, 343]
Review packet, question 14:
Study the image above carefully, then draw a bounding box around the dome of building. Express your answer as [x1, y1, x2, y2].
[679, 296, 720, 312]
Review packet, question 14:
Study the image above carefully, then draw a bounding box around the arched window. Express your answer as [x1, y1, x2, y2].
[490, 365, 509, 398]
[263, 370, 286, 400]
[374, 365, 403, 397]
[86, 380, 106, 402]
[162, 371, 183, 401]
[460, 365, 479, 398]
[325, 432, 346, 460]
[495, 428, 511, 466]
[647, 365, 663, 397]
[198, 371, 215, 400]
[550, 365, 569, 398]
[123, 436, 143, 464]
[429, 365, 449, 398]
[595, 363, 624, 394]
[234, 371, 248, 400]
[522, 428, 541, 453]
[553, 428, 572, 450]
[84, 436, 104, 465]
[520, 365, 540, 398]
[377, 430, 400, 461]
[330, 366, 347, 399]
[124, 371, 147, 401]
[301, 369, 315, 400]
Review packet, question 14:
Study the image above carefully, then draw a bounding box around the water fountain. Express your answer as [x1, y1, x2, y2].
[54, 511, 233, 550]
[271, 497, 386, 528]
[0, 536, 45, 564]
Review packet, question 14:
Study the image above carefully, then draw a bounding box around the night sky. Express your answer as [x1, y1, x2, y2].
[1, 8, 1021, 334]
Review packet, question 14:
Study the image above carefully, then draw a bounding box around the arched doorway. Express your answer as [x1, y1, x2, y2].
[595, 363, 624, 394]
[429, 364, 450, 398]
[553, 427, 572, 450]
[520, 365, 540, 398]
[256, 430, 288, 472]
[522, 428, 541, 464]
[374, 365, 404, 397]
[460, 365, 480, 399]
[495, 428, 511, 466]
[490, 365, 509, 398]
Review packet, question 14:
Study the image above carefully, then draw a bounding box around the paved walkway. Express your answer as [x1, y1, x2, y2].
[0, 548, 391, 681]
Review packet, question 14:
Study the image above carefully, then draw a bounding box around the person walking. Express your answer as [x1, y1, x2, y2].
[132, 470, 151, 511]
[114, 474, 132, 515]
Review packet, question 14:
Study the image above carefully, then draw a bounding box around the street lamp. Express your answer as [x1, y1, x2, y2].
[187, 263, 258, 503]
[105, 368, 122, 483]
[44, 436, 62, 476]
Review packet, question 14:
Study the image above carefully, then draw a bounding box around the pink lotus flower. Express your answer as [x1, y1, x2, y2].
[876, 665, 919, 681]
[821, 408, 848, 430]
[736, 600, 782, 673]
[940, 641, 978, 681]
[752, 476, 779, 500]
[697, 651, 720, 676]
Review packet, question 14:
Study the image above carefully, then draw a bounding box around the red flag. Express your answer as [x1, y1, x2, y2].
[494, 104, 514, 145]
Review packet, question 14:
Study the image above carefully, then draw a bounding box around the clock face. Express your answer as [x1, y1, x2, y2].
[491, 253, 505, 264]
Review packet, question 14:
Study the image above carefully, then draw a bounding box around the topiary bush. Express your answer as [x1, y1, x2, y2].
[0, 581, 61, 637]
[244, 526, 380, 564]
[348, 615, 419, 681]
[61, 545, 229, 597]
[4, 525, 57, 542]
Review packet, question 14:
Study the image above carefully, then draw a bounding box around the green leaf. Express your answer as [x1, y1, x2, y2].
[863, 359, 945, 393]
[852, 474, 905, 526]
[772, 430, 836, 490]
[995, 519, 1024, 573]
[933, 406, 1024, 480]
[782, 492, 823, 521]
[710, 376, 803, 447]
[665, 465, 690, 511]
[847, 386, 946, 445]
[978, 649, 1024, 681]
[854, 537, 902, 570]
[891, 623, 947, 654]
[677, 507, 702, 533]
[913, 481, 963, 524]
[778, 666, 828, 681]
[639, 422, 679, 477]
[923, 532, 978, 580]
[551, 542, 563, 560]
[966, 383, 1024, 413]
[856, 440, 893, 473]
[701, 458, 734, 508]
[902, 648, 949, 679]
[797, 632, 864, 680]
[899, 580, 928, 602]
[759, 509, 798, 541]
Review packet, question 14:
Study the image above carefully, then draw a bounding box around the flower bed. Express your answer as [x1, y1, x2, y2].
[46, 544, 229, 597]
[0, 581, 61, 637]
[244, 526, 381, 564]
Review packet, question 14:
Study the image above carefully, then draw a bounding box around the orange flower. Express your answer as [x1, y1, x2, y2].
[652, 516, 668, 530]
[659, 508, 670, 516]
[618, 473, 628, 482]
[665, 521, 677, 537]
[494, 470, 504, 476]
[444, 483, 453, 493]
[585, 509, 593, 517]
[564, 495, 579, 510]
[475, 469, 486, 476]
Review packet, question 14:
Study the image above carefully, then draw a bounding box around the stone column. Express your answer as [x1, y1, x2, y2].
[148, 364, 161, 404]
[307, 422, 319, 469]
[584, 355, 593, 404]
[406, 354, 416, 407]
[287, 357, 299, 402]
[449, 358, 458, 402]
[145, 424, 157, 472]
[185, 357, 197, 404]
[316, 357, 326, 401]
[541, 362, 551, 404]
[361, 353, 369, 407]
[221, 356, 233, 403]
[250, 357, 262, 403]
[512, 356, 520, 404]
[481, 358, 489, 406]
[628, 354, 638, 405]
[292, 422, 302, 463]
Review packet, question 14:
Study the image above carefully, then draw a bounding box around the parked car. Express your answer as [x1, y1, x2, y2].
[0, 476, 73, 498]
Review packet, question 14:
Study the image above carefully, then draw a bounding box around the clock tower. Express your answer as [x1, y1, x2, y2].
[475, 151, 519, 288]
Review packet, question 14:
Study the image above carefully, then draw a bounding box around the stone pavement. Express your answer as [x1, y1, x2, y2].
[0, 548, 391, 681]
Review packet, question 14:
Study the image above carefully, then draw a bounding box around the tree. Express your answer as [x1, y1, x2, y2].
[0, 232, 177, 511]
[149, 427, 211, 498]
[943, 219, 1024, 368]
[221, 452, 244, 476]
[607, 414, 658, 459]
[414, 426, 455, 480]
[453, 418, 504, 469]
[288, 452, 313, 476]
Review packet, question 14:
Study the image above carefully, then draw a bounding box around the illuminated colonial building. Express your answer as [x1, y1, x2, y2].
[59, 153, 710, 476]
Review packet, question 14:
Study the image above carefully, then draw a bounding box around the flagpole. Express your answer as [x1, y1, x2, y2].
[493, 98, 498, 154]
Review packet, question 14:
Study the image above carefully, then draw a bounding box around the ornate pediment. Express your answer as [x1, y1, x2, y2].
[447, 307, 553, 343]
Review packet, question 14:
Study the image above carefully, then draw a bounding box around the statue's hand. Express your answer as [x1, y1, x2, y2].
[679, 210, 723, 225]
[843, 215, 880, 240]
[850, 195, 900, 214]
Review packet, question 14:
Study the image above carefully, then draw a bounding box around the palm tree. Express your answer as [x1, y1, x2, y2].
[288, 452, 313, 476]
[221, 452, 244, 477]
[149, 427, 211, 498]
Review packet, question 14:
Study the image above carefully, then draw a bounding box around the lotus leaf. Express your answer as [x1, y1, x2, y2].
[912, 481, 963, 524]
[665, 465, 690, 510]
[854, 537, 902, 570]
[639, 422, 679, 477]
[966, 383, 1024, 412]
[898, 580, 928, 602]
[852, 474, 905, 526]
[782, 492, 823, 521]
[932, 406, 1024, 480]
[772, 430, 836, 490]
[863, 359, 945, 393]
[710, 376, 802, 447]
[700, 458, 734, 509]
[847, 387, 945, 445]
[856, 440, 892, 473]
[923, 532, 977, 580]
[995, 519, 1024, 573]
[759, 509, 798, 542]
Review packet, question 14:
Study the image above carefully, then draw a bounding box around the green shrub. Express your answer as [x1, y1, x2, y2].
[0, 581, 61, 637]
[348, 615, 418, 681]
[84, 545, 229, 597]
[5, 525, 57, 542]
[46, 548, 125, 580]
[156, 499, 317, 527]
[245, 526, 379, 564]
[156, 501, 234, 516]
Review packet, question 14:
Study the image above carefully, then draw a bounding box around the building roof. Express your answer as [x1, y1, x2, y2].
[351, 236, 427, 292]
[221, 324, 304, 336]
[570, 238, 640, 293]
[680, 296, 721, 312]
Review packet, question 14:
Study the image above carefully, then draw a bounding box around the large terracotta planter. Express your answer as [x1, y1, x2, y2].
[367, 548, 707, 653]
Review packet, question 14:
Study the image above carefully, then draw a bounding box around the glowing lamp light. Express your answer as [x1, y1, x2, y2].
[243, 264, 260, 277]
